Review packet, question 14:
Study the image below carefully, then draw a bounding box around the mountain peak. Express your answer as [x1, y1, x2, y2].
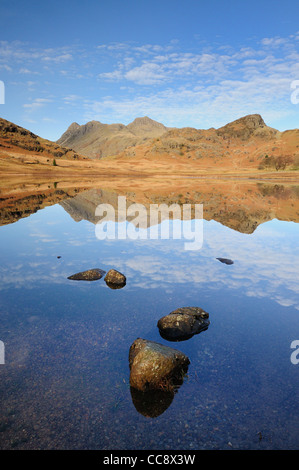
[129, 116, 155, 125]
[67, 122, 80, 132]
[127, 116, 167, 136]
[219, 114, 266, 130]
[216, 114, 275, 140]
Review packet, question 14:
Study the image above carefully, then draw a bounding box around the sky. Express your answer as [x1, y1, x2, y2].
[0, 0, 298, 141]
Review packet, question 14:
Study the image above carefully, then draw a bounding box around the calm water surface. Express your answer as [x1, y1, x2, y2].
[0, 188, 298, 449]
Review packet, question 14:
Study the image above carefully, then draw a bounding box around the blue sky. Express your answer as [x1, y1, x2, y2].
[0, 0, 298, 140]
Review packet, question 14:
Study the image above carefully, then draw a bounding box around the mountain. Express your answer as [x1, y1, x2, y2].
[57, 114, 299, 171]
[57, 116, 168, 158]
[116, 114, 299, 172]
[1, 115, 298, 177]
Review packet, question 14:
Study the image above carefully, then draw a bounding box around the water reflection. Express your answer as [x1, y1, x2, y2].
[130, 387, 176, 418]
[0, 178, 298, 449]
[59, 183, 299, 234]
[1, 179, 299, 233]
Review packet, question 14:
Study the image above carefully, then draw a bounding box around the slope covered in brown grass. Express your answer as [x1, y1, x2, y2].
[0, 115, 299, 180]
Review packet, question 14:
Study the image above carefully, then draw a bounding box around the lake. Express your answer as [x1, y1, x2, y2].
[0, 179, 298, 450]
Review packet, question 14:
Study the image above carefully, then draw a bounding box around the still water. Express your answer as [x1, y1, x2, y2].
[0, 184, 298, 449]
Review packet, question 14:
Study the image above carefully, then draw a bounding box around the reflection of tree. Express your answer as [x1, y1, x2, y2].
[257, 183, 299, 200]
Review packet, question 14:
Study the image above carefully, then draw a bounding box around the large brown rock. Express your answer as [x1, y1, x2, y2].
[129, 338, 190, 392]
[157, 307, 210, 341]
[104, 269, 126, 288]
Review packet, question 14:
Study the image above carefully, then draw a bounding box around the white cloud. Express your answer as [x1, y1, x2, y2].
[1, 32, 299, 130]
[23, 97, 53, 111]
[0, 64, 12, 71]
[125, 62, 168, 85]
[42, 53, 73, 63]
[261, 36, 290, 48]
[19, 67, 40, 74]
[99, 69, 123, 81]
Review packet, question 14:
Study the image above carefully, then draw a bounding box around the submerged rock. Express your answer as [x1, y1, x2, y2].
[104, 269, 126, 288]
[157, 307, 210, 341]
[129, 338, 190, 392]
[216, 257, 234, 265]
[67, 268, 106, 281]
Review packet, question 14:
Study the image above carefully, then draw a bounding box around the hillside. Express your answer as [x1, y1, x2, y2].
[117, 114, 298, 171]
[0, 117, 85, 162]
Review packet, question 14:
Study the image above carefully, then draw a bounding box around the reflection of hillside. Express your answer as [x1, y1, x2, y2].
[257, 183, 299, 200]
[59, 183, 299, 234]
[0, 183, 88, 226]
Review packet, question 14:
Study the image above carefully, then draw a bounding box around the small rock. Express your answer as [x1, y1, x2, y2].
[129, 338, 190, 392]
[157, 307, 210, 341]
[67, 268, 106, 281]
[216, 258, 234, 265]
[104, 269, 126, 288]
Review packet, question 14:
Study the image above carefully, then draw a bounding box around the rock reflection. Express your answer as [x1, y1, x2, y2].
[105, 281, 126, 290]
[130, 387, 175, 418]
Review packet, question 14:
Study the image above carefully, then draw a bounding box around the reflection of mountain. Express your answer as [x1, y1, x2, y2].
[59, 183, 299, 234]
[1, 179, 299, 233]
[60, 189, 120, 223]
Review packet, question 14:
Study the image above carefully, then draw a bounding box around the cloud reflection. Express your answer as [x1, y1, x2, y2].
[0, 206, 298, 312]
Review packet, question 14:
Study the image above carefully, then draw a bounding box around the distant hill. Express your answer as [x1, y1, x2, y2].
[57, 116, 168, 158]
